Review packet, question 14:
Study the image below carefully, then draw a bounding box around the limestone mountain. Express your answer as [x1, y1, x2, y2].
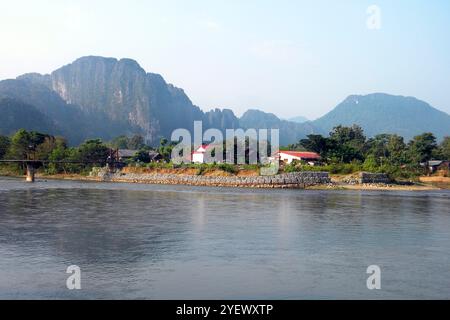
[204, 108, 240, 131]
[0, 56, 319, 145]
[15, 56, 205, 144]
[240, 109, 320, 146]
[0, 77, 127, 144]
[313, 93, 450, 140]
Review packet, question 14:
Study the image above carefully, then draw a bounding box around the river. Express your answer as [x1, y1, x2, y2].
[0, 177, 449, 299]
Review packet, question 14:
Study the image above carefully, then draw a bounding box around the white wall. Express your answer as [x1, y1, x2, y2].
[279, 153, 301, 164]
[192, 153, 204, 163]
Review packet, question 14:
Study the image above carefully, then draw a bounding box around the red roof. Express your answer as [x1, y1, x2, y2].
[192, 145, 210, 155]
[278, 151, 321, 159]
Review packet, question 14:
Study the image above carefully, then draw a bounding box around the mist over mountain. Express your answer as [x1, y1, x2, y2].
[313, 93, 450, 141]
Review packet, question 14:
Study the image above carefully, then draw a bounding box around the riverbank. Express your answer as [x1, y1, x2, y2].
[307, 182, 440, 191]
[2, 166, 448, 190]
[95, 169, 332, 189]
[1, 173, 446, 191]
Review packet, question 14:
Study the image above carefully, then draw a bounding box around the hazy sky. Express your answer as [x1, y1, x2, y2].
[1, 0, 449, 119]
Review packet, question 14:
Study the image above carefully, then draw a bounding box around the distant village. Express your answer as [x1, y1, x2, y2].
[114, 145, 322, 166]
[1, 126, 449, 181]
[112, 144, 449, 177]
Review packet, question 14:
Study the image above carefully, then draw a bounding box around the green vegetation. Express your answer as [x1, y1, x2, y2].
[0, 130, 112, 175]
[0, 130, 176, 176]
[284, 125, 449, 180]
[109, 134, 145, 150]
[1, 126, 448, 180]
[0, 135, 11, 160]
[439, 136, 450, 160]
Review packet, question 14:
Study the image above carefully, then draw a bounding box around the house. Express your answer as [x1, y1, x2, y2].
[277, 151, 321, 165]
[192, 145, 210, 164]
[148, 151, 163, 162]
[112, 149, 163, 162]
[424, 160, 450, 174]
[117, 149, 138, 160]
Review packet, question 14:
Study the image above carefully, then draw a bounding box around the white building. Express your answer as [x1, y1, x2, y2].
[192, 145, 209, 163]
[277, 151, 321, 164]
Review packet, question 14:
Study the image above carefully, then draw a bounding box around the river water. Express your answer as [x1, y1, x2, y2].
[0, 177, 449, 299]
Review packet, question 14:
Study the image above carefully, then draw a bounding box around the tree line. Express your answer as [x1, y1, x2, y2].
[0, 129, 173, 174]
[285, 125, 450, 177]
[1, 126, 449, 177]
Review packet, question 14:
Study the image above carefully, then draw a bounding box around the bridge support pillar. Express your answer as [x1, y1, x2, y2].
[26, 164, 35, 183]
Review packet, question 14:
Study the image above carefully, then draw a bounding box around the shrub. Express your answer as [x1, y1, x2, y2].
[217, 163, 238, 174]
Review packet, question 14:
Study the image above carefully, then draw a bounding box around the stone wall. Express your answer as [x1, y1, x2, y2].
[359, 172, 391, 184]
[96, 171, 331, 189]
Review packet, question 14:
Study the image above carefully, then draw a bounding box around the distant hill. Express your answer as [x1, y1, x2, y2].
[1, 57, 448, 146]
[0, 78, 129, 144]
[13, 56, 206, 144]
[0, 98, 56, 135]
[313, 93, 450, 140]
[240, 110, 320, 146]
[0, 56, 319, 145]
[288, 116, 309, 124]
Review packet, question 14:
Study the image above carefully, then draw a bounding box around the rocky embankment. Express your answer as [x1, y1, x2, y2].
[79, 168, 447, 190]
[339, 172, 392, 185]
[92, 169, 331, 189]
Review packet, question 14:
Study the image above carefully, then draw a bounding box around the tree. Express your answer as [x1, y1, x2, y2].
[72, 139, 109, 164]
[128, 135, 145, 150]
[8, 129, 32, 159]
[363, 154, 379, 172]
[364, 134, 407, 166]
[329, 125, 366, 163]
[35, 136, 65, 160]
[134, 149, 151, 163]
[386, 134, 407, 164]
[46, 139, 70, 174]
[160, 137, 168, 147]
[408, 133, 438, 163]
[299, 134, 333, 158]
[0, 135, 10, 159]
[28, 131, 47, 148]
[365, 134, 390, 159]
[7, 129, 51, 160]
[330, 125, 366, 146]
[110, 135, 130, 149]
[158, 145, 173, 162]
[439, 136, 450, 160]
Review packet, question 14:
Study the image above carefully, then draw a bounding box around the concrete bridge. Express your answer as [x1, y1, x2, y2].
[0, 159, 123, 182]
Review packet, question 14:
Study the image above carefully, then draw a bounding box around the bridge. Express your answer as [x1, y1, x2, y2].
[0, 159, 123, 182]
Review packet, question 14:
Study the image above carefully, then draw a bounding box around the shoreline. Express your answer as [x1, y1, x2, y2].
[0, 172, 447, 191]
[306, 183, 440, 191]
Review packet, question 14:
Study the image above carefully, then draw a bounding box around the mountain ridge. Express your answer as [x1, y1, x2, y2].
[0, 56, 449, 145]
[1, 56, 318, 145]
[313, 93, 450, 140]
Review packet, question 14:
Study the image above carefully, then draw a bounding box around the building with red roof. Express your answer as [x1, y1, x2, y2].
[277, 151, 321, 164]
[192, 145, 210, 163]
